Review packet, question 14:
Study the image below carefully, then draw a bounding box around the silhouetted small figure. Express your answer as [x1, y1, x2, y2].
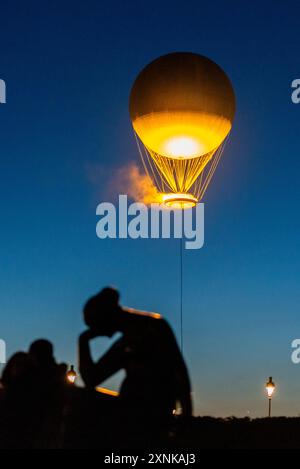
[29, 339, 54, 367]
[27, 339, 67, 448]
[0, 352, 38, 448]
[1, 352, 36, 397]
[79, 287, 192, 438]
[29, 339, 67, 387]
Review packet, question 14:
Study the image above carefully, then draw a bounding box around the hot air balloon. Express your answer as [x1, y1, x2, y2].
[129, 52, 235, 208]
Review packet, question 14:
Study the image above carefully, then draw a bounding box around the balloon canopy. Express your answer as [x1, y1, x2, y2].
[129, 52, 236, 207]
[130, 52, 235, 159]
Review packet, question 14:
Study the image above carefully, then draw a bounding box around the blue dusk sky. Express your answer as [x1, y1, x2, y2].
[1, 0, 300, 417]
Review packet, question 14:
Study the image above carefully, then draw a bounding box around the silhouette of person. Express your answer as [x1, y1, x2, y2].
[29, 339, 54, 367]
[0, 345, 68, 449]
[27, 340, 68, 448]
[79, 287, 192, 423]
[28, 339, 67, 387]
[1, 352, 36, 395]
[0, 352, 38, 449]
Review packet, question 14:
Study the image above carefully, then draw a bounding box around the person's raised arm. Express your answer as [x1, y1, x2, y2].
[79, 331, 123, 388]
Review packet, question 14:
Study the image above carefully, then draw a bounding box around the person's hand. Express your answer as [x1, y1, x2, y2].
[79, 329, 100, 342]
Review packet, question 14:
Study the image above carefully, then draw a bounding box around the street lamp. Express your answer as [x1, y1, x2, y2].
[66, 365, 77, 385]
[265, 377, 275, 417]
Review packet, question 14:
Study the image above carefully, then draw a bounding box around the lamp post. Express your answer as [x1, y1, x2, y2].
[66, 365, 77, 385]
[265, 377, 275, 417]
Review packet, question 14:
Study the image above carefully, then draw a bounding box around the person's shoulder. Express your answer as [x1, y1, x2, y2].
[124, 307, 173, 334]
[125, 307, 161, 320]
[137, 310, 172, 332]
[157, 316, 173, 333]
[144, 311, 162, 321]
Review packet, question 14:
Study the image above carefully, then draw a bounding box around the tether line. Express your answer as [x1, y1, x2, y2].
[180, 235, 183, 354]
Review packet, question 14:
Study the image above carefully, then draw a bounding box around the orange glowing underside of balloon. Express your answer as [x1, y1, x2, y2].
[132, 111, 232, 159]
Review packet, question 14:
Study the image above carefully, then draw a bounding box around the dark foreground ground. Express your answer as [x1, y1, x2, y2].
[2, 413, 300, 449]
[178, 416, 300, 449]
[1, 386, 299, 449]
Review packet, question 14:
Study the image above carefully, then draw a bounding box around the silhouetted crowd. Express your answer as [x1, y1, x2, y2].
[0, 287, 192, 449]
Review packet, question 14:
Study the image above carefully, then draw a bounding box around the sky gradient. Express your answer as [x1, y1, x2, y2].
[1, 0, 300, 417]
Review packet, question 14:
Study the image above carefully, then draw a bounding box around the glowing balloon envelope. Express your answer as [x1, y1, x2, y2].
[129, 52, 235, 208]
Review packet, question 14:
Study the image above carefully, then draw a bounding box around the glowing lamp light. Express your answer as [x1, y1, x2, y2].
[266, 377, 275, 398]
[66, 365, 77, 385]
[265, 377, 275, 417]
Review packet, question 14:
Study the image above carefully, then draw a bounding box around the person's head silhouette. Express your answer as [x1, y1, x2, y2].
[29, 339, 55, 368]
[83, 287, 121, 337]
[1, 352, 35, 390]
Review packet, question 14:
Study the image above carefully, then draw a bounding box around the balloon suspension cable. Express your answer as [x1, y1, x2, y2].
[133, 131, 229, 201]
[180, 235, 183, 354]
